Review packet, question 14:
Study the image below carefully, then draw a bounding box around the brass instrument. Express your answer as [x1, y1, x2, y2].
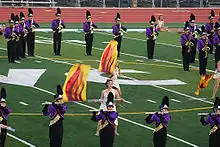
[192, 25, 198, 39]
[151, 26, 157, 40]
[185, 35, 194, 53]
[16, 25, 20, 41]
[23, 22, 28, 37]
[8, 25, 17, 41]
[90, 21, 94, 34]
[202, 38, 210, 58]
[119, 23, 126, 36]
[58, 19, 63, 33]
[31, 18, 35, 32]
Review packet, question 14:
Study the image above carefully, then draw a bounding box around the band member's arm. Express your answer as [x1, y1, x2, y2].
[91, 111, 105, 122]
[92, 22, 98, 29]
[115, 89, 124, 102]
[112, 25, 119, 36]
[146, 28, 151, 38]
[33, 21, 40, 28]
[83, 23, 89, 32]
[121, 25, 127, 32]
[0, 106, 12, 115]
[180, 35, 187, 47]
[161, 114, 171, 124]
[0, 29, 2, 35]
[55, 104, 67, 114]
[4, 28, 12, 39]
[51, 20, 57, 31]
[61, 20, 66, 28]
[197, 40, 203, 51]
[213, 35, 219, 47]
[42, 104, 50, 116]
[200, 115, 210, 125]
[205, 24, 212, 34]
[145, 114, 155, 124]
[25, 21, 31, 32]
[19, 24, 24, 36]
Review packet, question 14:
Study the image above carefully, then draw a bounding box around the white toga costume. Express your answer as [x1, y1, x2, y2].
[213, 70, 220, 79]
[111, 67, 121, 92]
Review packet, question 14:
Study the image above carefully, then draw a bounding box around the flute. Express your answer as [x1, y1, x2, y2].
[42, 101, 64, 105]
[198, 113, 220, 116]
[145, 112, 169, 115]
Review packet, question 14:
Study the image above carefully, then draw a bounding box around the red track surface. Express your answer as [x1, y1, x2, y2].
[0, 8, 219, 23]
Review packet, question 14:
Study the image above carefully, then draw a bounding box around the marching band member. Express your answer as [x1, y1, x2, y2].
[146, 15, 159, 59]
[0, 88, 12, 147]
[145, 96, 171, 147]
[91, 101, 118, 147]
[42, 85, 67, 147]
[198, 26, 211, 76]
[205, 10, 215, 54]
[112, 13, 127, 57]
[180, 26, 192, 71]
[83, 10, 98, 56]
[51, 8, 65, 56]
[19, 12, 26, 58]
[214, 28, 220, 67]
[212, 61, 220, 99]
[4, 13, 17, 63]
[14, 15, 21, 61]
[200, 98, 220, 147]
[189, 13, 200, 63]
[25, 8, 40, 57]
[214, 18, 220, 32]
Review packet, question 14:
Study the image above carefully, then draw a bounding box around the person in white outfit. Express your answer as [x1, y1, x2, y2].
[212, 61, 220, 98]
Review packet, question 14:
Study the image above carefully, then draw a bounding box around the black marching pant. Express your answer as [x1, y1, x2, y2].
[153, 127, 167, 147]
[190, 40, 197, 63]
[49, 119, 63, 147]
[53, 32, 62, 55]
[208, 35, 213, 54]
[0, 119, 7, 147]
[85, 33, 93, 55]
[7, 40, 16, 63]
[147, 39, 155, 59]
[209, 129, 220, 147]
[100, 124, 115, 147]
[15, 40, 20, 60]
[215, 46, 220, 68]
[19, 36, 26, 58]
[182, 50, 190, 71]
[114, 36, 122, 57]
[199, 52, 208, 75]
[27, 32, 35, 56]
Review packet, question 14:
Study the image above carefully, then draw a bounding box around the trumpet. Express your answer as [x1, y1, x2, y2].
[58, 19, 63, 33]
[90, 21, 94, 34]
[31, 19, 35, 32]
[202, 38, 210, 58]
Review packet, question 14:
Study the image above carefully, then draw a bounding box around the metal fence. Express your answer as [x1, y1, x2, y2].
[0, 0, 219, 7]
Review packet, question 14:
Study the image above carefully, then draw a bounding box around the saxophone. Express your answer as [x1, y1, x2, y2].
[90, 21, 94, 34]
[202, 38, 210, 58]
[31, 18, 35, 32]
[119, 23, 124, 36]
[192, 25, 198, 39]
[185, 34, 194, 53]
[23, 22, 28, 37]
[58, 19, 63, 33]
[16, 25, 20, 41]
[152, 27, 157, 40]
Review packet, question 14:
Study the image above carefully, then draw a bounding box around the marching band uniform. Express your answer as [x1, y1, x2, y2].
[200, 98, 220, 147]
[205, 10, 215, 54]
[91, 101, 118, 147]
[198, 26, 211, 76]
[180, 26, 192, 71]
[213, 28, 220, 68]
[145, 96, 171, 147]
[4, 13, 17, 63]
[14, 15, 21, 61]
[112, 13, 127, 57]
[42, 85, 67, 147]
[146, 15, 159, 59]
[83, 10, 98, 56]
[19, 12, 26, 58]
[189, 14, 200, 63]
[214, 18, 220, 32]
[51, 8, 65, 56]
[25, 8, 40, 57]
[0, 88, 12, 147]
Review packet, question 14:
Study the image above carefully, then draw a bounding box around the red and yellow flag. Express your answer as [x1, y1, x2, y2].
[62, 64, 91, 102]
[195, 74, 214, 95]
[98, 40, 118, 74]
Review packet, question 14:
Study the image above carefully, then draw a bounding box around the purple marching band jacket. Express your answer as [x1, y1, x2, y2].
[201, 114, 220, 135]
[189, 25, 199, 41]
[146, 27, 158, 40]
[43, 103, 67, 126]
[83, 21, 98, 34]
[180, 33, 193, 52]
[4, 26, 19, 41]
[206, 23, 215, 36]
[197, 37, 211, 58]
[25, 19, 40, 33]
[51, 19, 65, 33]
[112, 24, 127, 38]
[0, 106, 12, 122]
[146, 113, 171, 133]
[213, 33, 220, 48]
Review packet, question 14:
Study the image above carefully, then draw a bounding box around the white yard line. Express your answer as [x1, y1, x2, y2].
[170, 99, 181, 103]
[146, 99, 157, 103]
[33, 86, 198, 147]
[7, 133, 36, 147]
[174, 59, 182, 62]
[19, 101, 29, 106]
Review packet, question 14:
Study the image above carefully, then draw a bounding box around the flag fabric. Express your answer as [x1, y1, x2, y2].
[62, 64, 91, 102]
[99, 40, 118, 74]
[195, 74, 214, 95]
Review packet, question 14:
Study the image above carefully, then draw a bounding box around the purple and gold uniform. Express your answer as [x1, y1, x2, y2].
[19, 12, 27, 58]
[145, 96, 171, 147]
[42, 85, 67, 147]
[83, 10, 98, 56]
[146, 15, 158, 59]
[25, 8, 40, 57]
[112, 13, 127, 57]
[91, 102, 118, 147]
[205, 10, 215, 54]
[51, 8, 65, 56]
[0, 88, 12, 147]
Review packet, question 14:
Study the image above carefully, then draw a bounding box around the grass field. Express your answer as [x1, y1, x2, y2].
[0, 23, 217, 147]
